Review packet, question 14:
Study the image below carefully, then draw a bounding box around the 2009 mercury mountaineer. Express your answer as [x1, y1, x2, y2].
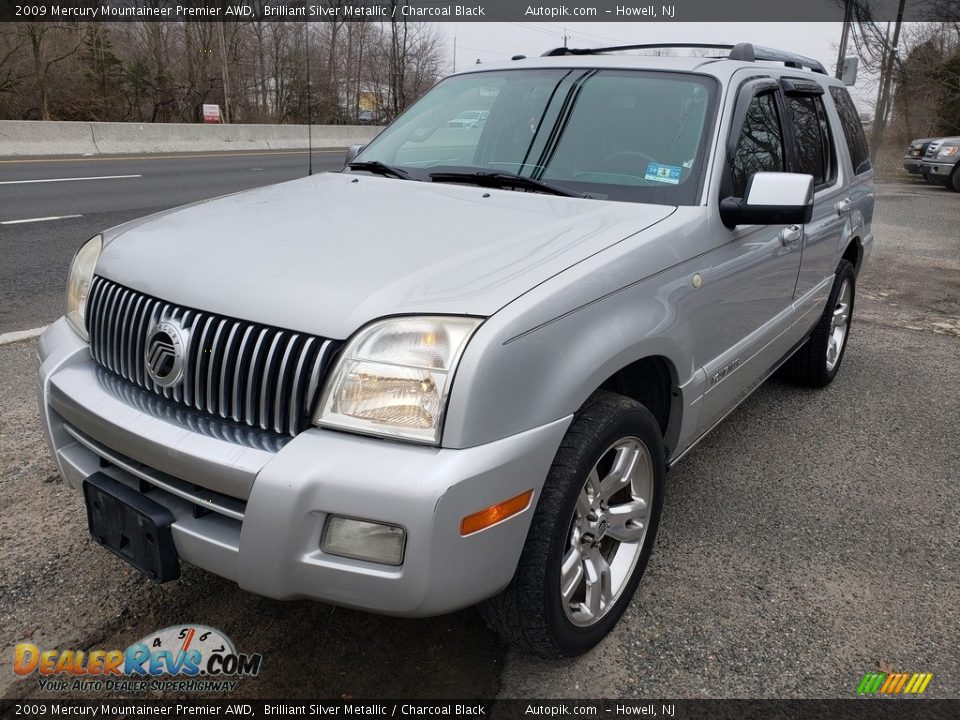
[38, 42, 874, 656]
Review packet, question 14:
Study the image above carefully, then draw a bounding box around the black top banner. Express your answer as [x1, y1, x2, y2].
[0, 0, 958, 23]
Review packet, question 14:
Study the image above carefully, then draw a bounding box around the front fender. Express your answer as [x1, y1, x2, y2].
[443, 208, 708, 450]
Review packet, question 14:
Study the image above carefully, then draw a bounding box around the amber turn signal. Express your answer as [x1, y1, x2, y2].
[460, 489, 534, 536]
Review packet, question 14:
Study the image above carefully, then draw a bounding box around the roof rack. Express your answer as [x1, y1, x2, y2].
[540, 42, 827, 75]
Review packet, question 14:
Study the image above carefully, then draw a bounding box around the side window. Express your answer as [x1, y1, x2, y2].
[830, 87, 872, 175]
[786, 94, 833, 188]
[731, 92, 785, 197]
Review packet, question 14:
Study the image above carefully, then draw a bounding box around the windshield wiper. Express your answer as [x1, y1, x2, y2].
[428, 170, 587, 198]
[348, 160, 417, 181]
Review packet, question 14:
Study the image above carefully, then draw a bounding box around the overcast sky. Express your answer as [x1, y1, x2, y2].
[436, 22, 874, 110]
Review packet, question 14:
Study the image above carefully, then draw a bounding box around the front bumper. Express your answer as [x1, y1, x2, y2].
[902, 157, 923, 174]
[38, 318, 570, 616]
[920, 160, 956, 184]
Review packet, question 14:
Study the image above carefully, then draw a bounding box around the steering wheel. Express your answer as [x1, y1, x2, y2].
[593, 150, 658, 176]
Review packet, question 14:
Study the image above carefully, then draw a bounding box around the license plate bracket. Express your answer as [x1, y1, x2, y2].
[83, 472, 180, 583]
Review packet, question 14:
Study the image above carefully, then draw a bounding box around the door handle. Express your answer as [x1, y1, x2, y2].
[835, 198, 851, 216]
[779, 224, 802, 246]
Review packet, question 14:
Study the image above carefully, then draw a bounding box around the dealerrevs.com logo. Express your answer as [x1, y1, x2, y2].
[14, 625, 262, 693]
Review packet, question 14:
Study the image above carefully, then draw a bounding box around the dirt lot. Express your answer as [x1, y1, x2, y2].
[1, 179, 957, 701]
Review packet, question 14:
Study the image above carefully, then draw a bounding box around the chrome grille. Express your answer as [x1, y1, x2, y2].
[85, 276, 337, 436]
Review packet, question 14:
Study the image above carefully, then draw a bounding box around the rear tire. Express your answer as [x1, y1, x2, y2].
[480, 391, 665, 657]
[779, 259, 856, 388]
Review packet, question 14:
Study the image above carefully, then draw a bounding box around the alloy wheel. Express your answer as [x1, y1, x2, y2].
[560, 436, 654, 627]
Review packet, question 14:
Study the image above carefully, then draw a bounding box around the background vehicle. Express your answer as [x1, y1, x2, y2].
[446, 110, 489, 128]
[920, 136, 960, 190]
[37, 43, 873, 657]
[903, 137, 937, 177]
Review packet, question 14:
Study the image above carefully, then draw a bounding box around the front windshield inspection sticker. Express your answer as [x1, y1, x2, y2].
[645, 162, 683, 184]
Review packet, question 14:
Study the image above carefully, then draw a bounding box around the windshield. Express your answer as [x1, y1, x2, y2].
[353, 68, 717, 205]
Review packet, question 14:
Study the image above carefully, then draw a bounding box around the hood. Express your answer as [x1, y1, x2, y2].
[97, 173, 676, 339]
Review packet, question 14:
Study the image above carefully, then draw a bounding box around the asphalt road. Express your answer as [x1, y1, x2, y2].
[0, 168, 958, 702]
[0, 150, 345, 335]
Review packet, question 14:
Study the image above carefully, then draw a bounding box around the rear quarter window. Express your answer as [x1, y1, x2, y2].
[829, 87, 872, 175]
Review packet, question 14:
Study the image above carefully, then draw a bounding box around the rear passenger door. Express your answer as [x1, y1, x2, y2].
[781, 79, 846, 313]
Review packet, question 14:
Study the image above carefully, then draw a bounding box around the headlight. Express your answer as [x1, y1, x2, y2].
[65, 234, 102, 341]
[938, 145, 958, 158]
[315, 316, 482, 444]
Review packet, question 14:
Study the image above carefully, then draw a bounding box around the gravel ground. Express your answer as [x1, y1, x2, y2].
[1, 179, 957, 701]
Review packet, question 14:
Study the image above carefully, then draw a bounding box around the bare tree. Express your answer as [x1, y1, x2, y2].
[846, 4, 960, 148]
[0, 26, 29, 100]
[24, 23, 83, 120]
[0, 19, 446, 123]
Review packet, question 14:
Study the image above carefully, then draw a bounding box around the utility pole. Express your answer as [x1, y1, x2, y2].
[871, 0, 907, 158]
[217, 21, 231, 124]
[835, 0, 853, 79]
[356, 29, 364, 123]
[305, 22, 313, 176]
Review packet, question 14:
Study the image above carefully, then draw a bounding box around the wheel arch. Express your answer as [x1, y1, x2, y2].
[443, 300, 694, 451]
[842, 236, 863, 275]
[596, 355, 682, 453]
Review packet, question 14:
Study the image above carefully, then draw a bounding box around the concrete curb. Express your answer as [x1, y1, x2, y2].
[0, 326, 46, 345]
[0, 120, 382, 157]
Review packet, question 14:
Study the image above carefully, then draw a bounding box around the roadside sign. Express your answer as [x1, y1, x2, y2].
[203, 104, 221, 124]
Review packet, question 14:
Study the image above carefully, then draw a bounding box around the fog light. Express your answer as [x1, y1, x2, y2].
[321, 516, 406, 566]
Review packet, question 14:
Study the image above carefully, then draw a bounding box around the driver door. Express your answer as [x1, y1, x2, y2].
[692, 79, 803, 434]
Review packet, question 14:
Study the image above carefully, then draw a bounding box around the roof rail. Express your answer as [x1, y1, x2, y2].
[540, 42, 827, 75]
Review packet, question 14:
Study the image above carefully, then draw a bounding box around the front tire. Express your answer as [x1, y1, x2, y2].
[780, 259, 856, 387]
[480, 391, 665, 657]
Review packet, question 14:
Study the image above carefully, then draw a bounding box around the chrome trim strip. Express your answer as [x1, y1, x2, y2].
[232, 325, 254, 423]
[218, 321, 241, 419]
[62, 424, 246, 521]
[289, 336, 316, 434]
[206, 318, 228, 414]
[192, 315, 215, 411]
[306, 339, 333, 411]
[274, 333, 300, 434]
[245, 327, 270, 425]
[259, 331, 285, 430]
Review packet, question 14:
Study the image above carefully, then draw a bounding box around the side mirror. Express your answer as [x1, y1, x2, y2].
[344, 144, 364, 167]
[720, 172, 814, 229]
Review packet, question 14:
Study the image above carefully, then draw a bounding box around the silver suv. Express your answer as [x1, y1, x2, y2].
[38, 43, 874, 657]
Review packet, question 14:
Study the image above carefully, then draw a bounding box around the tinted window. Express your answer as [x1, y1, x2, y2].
[787, 94, 831, 187]
[731, 92, 785, 197]
[830, 87, 871, 174]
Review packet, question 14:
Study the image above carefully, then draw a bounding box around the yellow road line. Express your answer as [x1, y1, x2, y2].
[0, 149, 344, 165]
